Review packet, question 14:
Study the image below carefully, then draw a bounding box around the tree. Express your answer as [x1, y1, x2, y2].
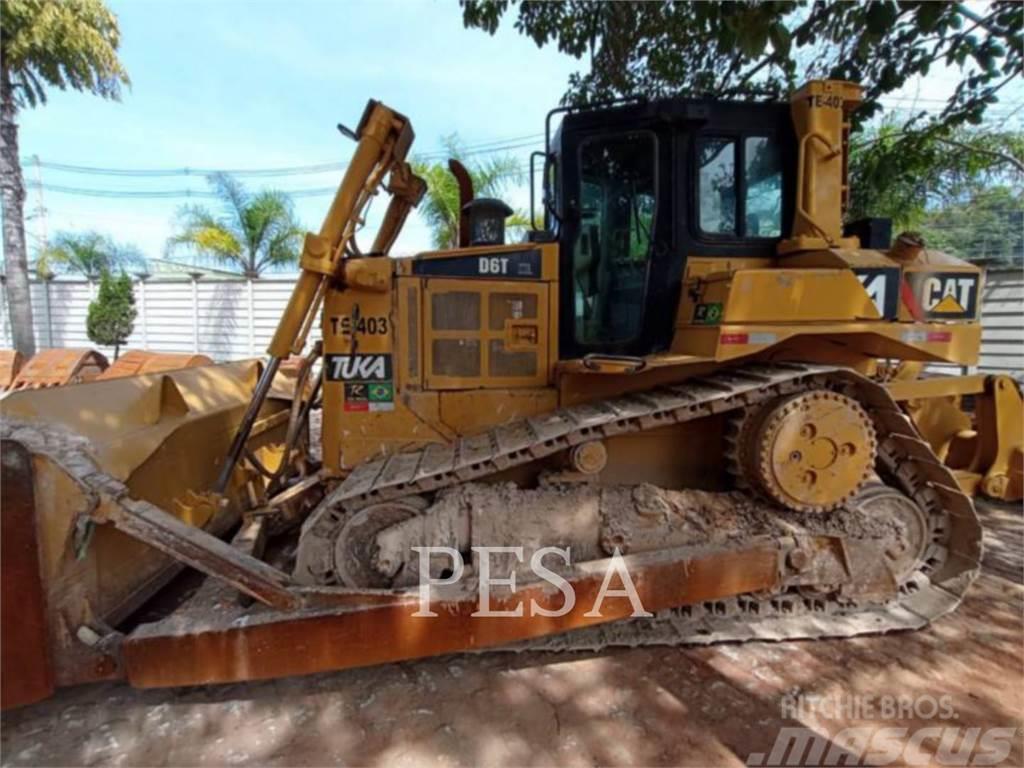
[922, 186, 1023, 266]
[86, 271, 136, 360]
[412, 135, 530, 249]
[848, 123, 1023, 229]
[36, 231, 143, 278]
[167, 173, 304, 277]
[845, 122, 1022, 264]
[462, 2, 1021, 130]
[462, 2, 1021, 202]
[1, 0, 129, 358]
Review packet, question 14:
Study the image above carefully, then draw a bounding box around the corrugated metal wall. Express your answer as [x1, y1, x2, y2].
[1, 269, 1021, 370]
[977, 268, 1024, 374]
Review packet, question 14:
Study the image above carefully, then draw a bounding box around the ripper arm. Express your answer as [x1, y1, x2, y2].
[215, 100, 425, 492]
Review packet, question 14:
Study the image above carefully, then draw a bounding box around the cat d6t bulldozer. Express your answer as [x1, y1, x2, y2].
[3, 80, 1020, 709]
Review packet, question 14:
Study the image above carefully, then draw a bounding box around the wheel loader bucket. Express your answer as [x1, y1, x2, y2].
[0, 349, 24, 391]
[0, 360, 292, 709]
[7, 348, 108, 391]
[96, 349, 214, 380]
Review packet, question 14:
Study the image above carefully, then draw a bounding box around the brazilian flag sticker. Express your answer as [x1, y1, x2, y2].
[368, 381, 394, 403]
[693, 302, 723, 325]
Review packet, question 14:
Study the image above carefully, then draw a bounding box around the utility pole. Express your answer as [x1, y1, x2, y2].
[24, 155, 48, 274]
[33, 155, 47, 252]
[31, 155, 47, 271]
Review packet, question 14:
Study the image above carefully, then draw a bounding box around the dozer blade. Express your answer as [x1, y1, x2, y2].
[0, 362, 983, 699]
[0, 360, 293, 706]
[1, 441, 53, 709]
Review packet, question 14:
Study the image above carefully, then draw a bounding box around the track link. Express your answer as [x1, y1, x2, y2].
[296, 362, 983, 647]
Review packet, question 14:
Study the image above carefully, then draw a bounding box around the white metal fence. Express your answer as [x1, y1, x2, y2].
[0, 275, 320, 362]
[1, 269, 1021, 371]
[977, 268, 1024, 374]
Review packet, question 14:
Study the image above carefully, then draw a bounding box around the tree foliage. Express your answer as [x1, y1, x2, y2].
[412, 135, 530, 249]
[462, 1, 1021, 131]
[37, 230, 143, 277]
[463, 1, 1023, 265]
[848, 123, 1023, 264]
[1, 0, 130, 358]
[1, 0, 130, 107]
[848, 123, 1023, 226]
[86, 271, 136, 359]
[167, 173, 304, 277]
[922, 185, 1022, 265]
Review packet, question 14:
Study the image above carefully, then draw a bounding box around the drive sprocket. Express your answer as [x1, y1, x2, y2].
[743, 389, 877, 513]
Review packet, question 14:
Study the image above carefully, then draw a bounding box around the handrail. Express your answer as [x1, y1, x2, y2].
[794, 130, 840, 244]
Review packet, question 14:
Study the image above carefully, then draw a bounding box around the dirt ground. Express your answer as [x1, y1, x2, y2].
[2, 501, 1021, 767]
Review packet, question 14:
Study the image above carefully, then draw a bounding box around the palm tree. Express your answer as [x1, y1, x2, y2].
[37, 231, 142, 278]
[1, 0, 129, 358]
[167, 173, 304, 277]
[412, 135, 530, 249]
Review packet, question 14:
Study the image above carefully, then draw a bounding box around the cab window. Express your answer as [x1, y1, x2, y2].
[698, 135, 782, 239]
[744, 137, 782, 237]
[573, 133, 656, 345]
[698, 138, 737, 235]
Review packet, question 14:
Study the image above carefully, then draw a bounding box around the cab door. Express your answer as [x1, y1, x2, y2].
[558, 126, 674, 359]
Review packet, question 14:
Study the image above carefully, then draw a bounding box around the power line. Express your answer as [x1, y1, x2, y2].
[27, 106, 1021, 181]
[28, 182, 351, 199]
[21, 134, 544, 179]
[25, 156, 535, 200]
[880, 94, 1024, 108]
[32, 160, 344, 179]
[876, 102, 1023, 119]
[21, 98, 1022, 180]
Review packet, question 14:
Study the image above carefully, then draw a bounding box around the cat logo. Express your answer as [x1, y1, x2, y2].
[906, 271, 979, 320]
[931, 293, 967, 313]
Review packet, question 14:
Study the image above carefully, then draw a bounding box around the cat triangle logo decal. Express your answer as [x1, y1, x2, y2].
[932, 294, 966, 313]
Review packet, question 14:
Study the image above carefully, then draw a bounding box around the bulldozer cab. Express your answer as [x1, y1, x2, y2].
[549, 97, 796, 358]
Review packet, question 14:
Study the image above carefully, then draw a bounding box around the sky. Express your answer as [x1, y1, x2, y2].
[14, 0, 1023, 270]
[17, 0, 581, 264]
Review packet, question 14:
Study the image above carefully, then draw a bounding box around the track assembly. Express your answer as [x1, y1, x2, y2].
[293, 362, 982, 651]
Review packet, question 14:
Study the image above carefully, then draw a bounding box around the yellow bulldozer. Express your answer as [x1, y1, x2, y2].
[2, 79, 1021, 709]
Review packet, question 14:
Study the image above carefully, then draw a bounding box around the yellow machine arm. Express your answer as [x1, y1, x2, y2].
[215, 101, 424, 491]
